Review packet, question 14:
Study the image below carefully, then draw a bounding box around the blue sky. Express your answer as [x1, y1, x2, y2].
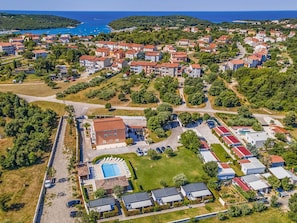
[1, 0, 297, 11]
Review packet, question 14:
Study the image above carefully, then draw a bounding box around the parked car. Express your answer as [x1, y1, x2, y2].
[44, 180, 52, 188]
[161, 146, 166, 152]
[66, 199, 81, 208]
[156, 147, 162, 154]
[70, 210, 82, 218]
[136, 151, 144, 156]
[143, 149, 148, 156]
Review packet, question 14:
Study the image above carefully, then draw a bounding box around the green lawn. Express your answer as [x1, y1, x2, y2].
[106, 147, 207, 191]
[211, 144, 232, 162]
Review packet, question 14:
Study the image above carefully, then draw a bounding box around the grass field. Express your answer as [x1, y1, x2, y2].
[87, 108, 144, 117]
[30, 101, 66, 116]
[211, 144, 232, 162]
[110, 147, 207, 191]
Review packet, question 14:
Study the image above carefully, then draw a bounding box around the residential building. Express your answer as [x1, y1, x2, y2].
[163, 45, 176, 53]
[228, 59, 244, 71]
[155, 63, 179, 77]
[269, 167, 297, 184]
[240, 157, 266, 175]
[188, 64, 202, 78]
[233, 177, 251, 192]
[111, 59, 128, 72]
[88, 197, 115, 213]
[245, 55, 262, 68]
[213, 126, 231, 137]
[145, 51, 162, 62]
[200, 150, 218, 163]
[32, 50, 48, 59]
[232, 146, 253, 159]
[241, 174, 270, 194]
[171, 52, 188, 63]
[93, 117, 126, 147]
[222, 135, 242, 147]
[0, 42, 15, 55]
[130, 61, 157, 74]
[143, 45, 157, 52]
[125, 50, 138, 60]
[269, 155, 285, 167]
[178, 39, 190, 46]
[122, 192, 153, 210]
[218, 163, 235, 180]
[181, 183, 212, 201]
[96, 57, 112, 70]
[245, 131, 269, 148]
[95, 48, 110, 57]
[152, 187, 183, 205]
[80, 55, 102, 74]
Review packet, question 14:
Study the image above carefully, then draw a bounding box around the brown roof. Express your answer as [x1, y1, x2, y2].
[145, 51, 160, 56]
[156, 63, 179, 68]
[270, 155, 285, 163]
[191, 64, 201, 69]
[0, 42, 12, 47]
[77, 164, 90, 177]
[79, 55, 100, 62]
[93, 117, 125, 132]
[95, 176, 129, 190]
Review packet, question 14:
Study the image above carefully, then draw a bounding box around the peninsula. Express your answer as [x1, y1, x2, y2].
[0, 12, 80, 30]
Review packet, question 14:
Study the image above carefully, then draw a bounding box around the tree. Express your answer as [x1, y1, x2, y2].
[113, 185, 124, 198]
[179, 130, 201, 153]
[275, 133, 287, 142]
[281, 177, 293, 191]
[207, 178, 220, 191]
[192, 112, 201, 122]
[105, 102, 112, 110]
[270, 195, 278, 208]
[203, 113, 211, 121]
[156, 103, 173, 113]
[283, 111, 296, 127]
[148, 149, 159, 160]
[227, 205, 241, 217]
[240, 204, 252, 216]
[144, 108, 157, 120]
[164, 147, 175, 157]
[217, 212, 228, 221]
[94, 188, 106, 198]
[203, 161, 218, 178]
[268, 176, 281, 190]
[178, 112, 192, 126]
[173, 173, 188, 187]
[237, 106, 253, 118]
[253, 202, 267, 212]
[288, 193, 297, 222]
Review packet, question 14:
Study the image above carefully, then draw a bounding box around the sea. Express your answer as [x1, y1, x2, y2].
[1, 10, 297, 36]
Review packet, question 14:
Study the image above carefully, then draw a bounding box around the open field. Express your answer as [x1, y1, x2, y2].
[30, 101, 66, 116]
[199, 207, 291, 223]
[211, 144, 232, 162]
[87, 108, 144, 117]
[103, 147, 207, 192]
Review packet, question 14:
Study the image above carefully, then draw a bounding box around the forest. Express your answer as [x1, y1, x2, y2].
[0, 92, 57, 169]
[0, 13, 80, 30]
[108, 15, 211, 30]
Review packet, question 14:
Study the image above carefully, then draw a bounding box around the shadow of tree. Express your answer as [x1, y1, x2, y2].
[8, 203, 25, 211]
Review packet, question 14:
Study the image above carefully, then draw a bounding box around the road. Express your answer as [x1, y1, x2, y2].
[17, 94, 284, 120]
[41, 118, 76, 223]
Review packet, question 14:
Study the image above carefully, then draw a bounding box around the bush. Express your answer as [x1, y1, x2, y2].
[142, 206, 154, 213]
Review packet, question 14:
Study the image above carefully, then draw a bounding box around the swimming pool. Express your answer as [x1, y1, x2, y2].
[101, 163, 121, 178]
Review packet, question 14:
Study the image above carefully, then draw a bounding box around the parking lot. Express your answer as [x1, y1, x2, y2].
[41, 120, 77, 223]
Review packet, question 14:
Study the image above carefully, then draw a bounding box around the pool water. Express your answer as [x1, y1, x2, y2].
[101, 163, 121, 178]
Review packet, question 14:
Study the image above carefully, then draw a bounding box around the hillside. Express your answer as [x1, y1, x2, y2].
[0, 13, 80, 30]
[108, 15, 211, 30]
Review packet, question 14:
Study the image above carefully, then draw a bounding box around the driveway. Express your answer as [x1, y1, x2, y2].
[41, 119, 76, 223]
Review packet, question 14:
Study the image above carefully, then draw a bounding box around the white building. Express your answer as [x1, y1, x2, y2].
[240, 157, 266, 175]
[245, 131, 269, 148]
[269, 167, 297, 184]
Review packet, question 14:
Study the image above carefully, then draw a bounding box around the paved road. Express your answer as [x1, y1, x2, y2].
[41, 118, 76, 223]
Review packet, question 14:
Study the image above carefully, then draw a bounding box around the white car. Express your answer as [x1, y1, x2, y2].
[44, 180, 52, 188]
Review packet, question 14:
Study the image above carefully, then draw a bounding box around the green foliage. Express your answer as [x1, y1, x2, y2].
[94, 188, 106, 198]
[270, 195, 279, 208]
[215, 89, 241, 107]
[179, 130, 201, 153]
[203, 161, 218, 178]
[0, 12, 79, 30]
[105, 103, 111, 110]
[217, 212, 229, 221]
[209, 79, 226, 96]
[268, 176, 281, 190]
[253, 202, 267, 212]
[108, 15, 211, 30]
[281, 177, 294, 191]
[227, 205, 242, 217]
[0, 93, 57, 169]
[131, 89, 158, 104]
[144, 108, 157, 120]
[0, 193, 12, 211]
[188, 92, 205, 106]
[113, 185, 124, 198]
[148, 149, 159, 160]
[178, 112, 192, 126]
[156, 103, 173, 113]
[172, 173, 188, 187]
[283, 111, 296, 127]
[288, 193, 297, 222]
[154, 76, 182, 105]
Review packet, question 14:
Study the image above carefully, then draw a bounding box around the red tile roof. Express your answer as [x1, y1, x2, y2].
[0, 42, 12, 47]
[222, 135, 241, 146]
[238, 159, 250, 164]
[214, 126, 230, 136]
[230, 59, 244, 65]
[145, 51, 160, 56]
[233, 177, 250, 191]
[93, 117, 125, 132]
[130, 61, 157, 67]
[156, 63, 179, 68]
[232, 146, 252, 159]
[270, 155, 285, 163]
[271, 126, 289, 134]
[191, 64, 201, 69]
[80, 55, 100, 62]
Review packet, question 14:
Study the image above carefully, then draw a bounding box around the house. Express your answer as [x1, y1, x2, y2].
[240, 157, 266, 175]
[130, 61, 157, 74]
[217, 35, 230, 44]
[96, 57, 112, 70]
[122, 192, 153, 210]
[95, 176, 129, 194]
[143, 45, 157, 52]
[218, 163, 235, 180]
[95, 48, 110, 57]
[232, 146, 253, 159]
[155, 63, 179, 77]
[151, 187, 183, 205]
[245, 131, 269, 148]
[213, 126, 231, 137]
[125, 50, 138, 60]
[269, 155, 285, 167]
[170, 52, 188, 63]
[181, 183, 212, 201]
[241, 174, 270, 194]
[0, 42, 15, 55]
[80, 55, 102, 74]
[163, 45, 176, 53]
[77, 163, 90, 180]
[188, 64, 202, 78]
[200, 150, 218, 163]
[245, 55, 262, 68]
[32, 50, 48, 59]
[178, 39, 190, 46]
[228, 59, 244, 71]
[269, 167, 297, 184]
[88, 197, 115, 213]
[111, 49, 125, 59]
[111, 59, 128, 72]
[222, 135, 241, 147]
[93, 117, 126, 147]
[145, 51, 162, 62]
[233, 177, 251, 191]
